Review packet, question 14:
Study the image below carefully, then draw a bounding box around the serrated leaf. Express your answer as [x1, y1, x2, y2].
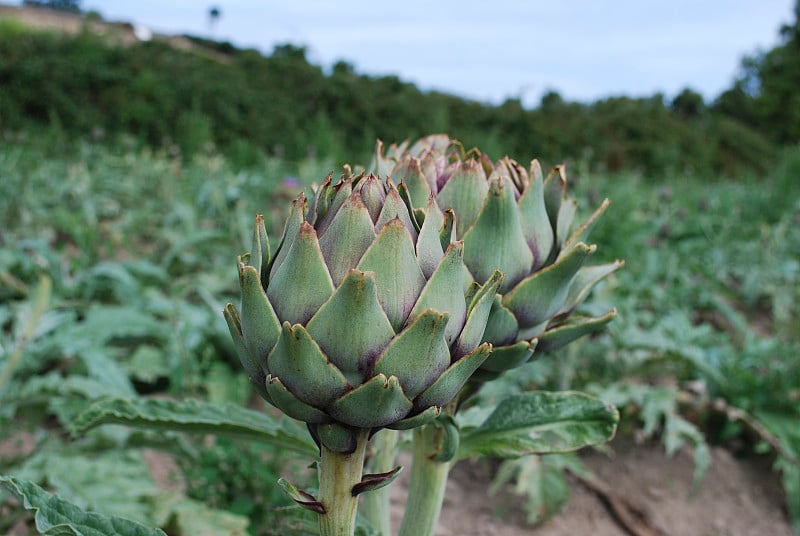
[14, 447, 157, 523]
[489, 455, 580, 525]
[663, 413, 710, 488]
[69, 397, 318, 458]
[457, 391, 618, 459]
[0, 475, 166, 536]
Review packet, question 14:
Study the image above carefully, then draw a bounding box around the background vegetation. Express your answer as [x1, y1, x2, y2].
[1, 2, 799, 535]
[3, 1, 800, 176]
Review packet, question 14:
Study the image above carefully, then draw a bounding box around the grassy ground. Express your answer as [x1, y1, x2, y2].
[1, 140, 798, 534]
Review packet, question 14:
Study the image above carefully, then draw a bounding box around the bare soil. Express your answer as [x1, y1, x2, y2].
[390, 436, 794, 536]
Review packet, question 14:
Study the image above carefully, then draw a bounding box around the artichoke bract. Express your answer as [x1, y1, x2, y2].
[374, 135, 623, 380]
[225, 172, 502, 452]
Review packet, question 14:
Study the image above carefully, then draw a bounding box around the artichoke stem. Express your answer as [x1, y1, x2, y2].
[360, 428, 399, 535]
[398, 424, 451, 536]
[318, 429, 371, 536]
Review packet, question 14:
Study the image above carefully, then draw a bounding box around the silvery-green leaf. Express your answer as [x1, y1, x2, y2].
[0, 476, 166, 536]
[457, 391, 619, 459]
[70, 397, 318, 457]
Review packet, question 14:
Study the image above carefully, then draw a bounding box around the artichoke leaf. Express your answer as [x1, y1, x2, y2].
[503, 242, 594, 327]
[463, 176, 533, 291]
[267, 222, 334, 325]
[414, 343, 491, 410]
[266, 375, 331, 424]
[329, 374, 413, 429]
[357, 219, 426, 332]
[317, 193, 377, 286]
[372, 309, 451, 398]
[537, 309, 618, 353]
[306, 270, 395, 384]
[409, 242, 467, 346]
[267, 322, 349, 409]
[436, 159, 489, 237]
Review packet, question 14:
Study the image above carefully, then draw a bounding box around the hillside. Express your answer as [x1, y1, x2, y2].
[0, 4, 782, 176]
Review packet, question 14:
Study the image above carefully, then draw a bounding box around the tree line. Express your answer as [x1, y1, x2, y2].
[1, 2, 799, 177]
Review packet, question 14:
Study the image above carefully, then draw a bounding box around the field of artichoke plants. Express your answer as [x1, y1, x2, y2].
[0, 136, 799, 536]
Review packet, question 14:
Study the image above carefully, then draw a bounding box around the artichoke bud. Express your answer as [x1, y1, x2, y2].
[226, 172, 500, 452]
[375, 136, 622, 377]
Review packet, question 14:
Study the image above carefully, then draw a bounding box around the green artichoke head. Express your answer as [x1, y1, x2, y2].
[374, 135, 623, 380]
[225, 171, 502, 452]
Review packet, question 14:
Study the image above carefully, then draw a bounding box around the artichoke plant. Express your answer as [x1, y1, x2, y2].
[224, 171, 502, 453]
[373, 135, 623, 380]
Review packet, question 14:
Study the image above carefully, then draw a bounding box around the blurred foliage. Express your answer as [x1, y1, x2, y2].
[0, 12, 786, 177]
[716, 1, 800, 146]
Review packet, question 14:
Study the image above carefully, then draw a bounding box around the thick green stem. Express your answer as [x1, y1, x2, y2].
[360, 428, 399, 535]
[318, 429, 370, 536]
[398, 424, 452, 536]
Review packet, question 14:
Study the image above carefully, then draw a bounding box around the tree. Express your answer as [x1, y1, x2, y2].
[671, 88, 706, 118]
[717, 1, 800, 143]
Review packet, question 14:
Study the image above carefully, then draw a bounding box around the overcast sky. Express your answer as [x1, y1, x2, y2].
[34, 1, 797, 106]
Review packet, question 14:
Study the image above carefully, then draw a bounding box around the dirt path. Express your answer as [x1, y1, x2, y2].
[391, 436, 793, 536]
